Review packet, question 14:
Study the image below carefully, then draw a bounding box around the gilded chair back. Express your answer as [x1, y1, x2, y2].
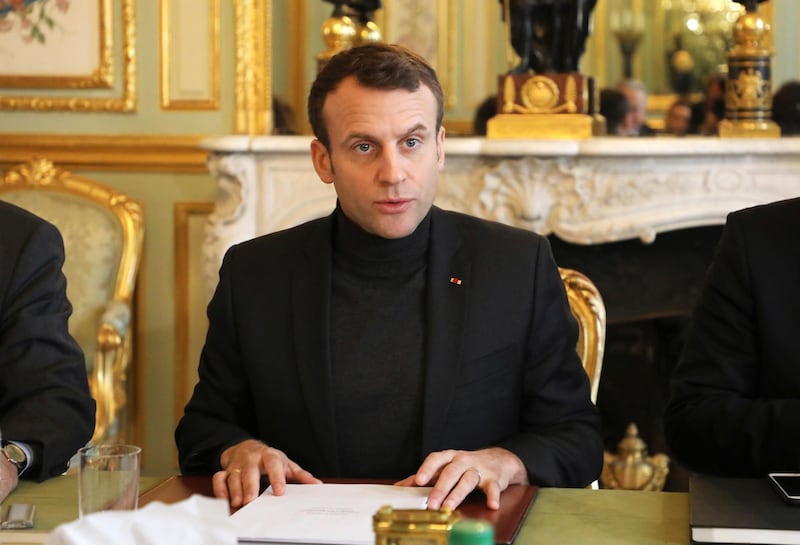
[0, 158, 143, 444]
[559, 267, 606, 404]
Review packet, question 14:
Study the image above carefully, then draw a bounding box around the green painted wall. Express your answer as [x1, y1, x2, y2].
[2, 0, 798, 478]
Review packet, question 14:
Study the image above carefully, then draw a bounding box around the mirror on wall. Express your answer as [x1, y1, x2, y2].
[270, 0, 775, 135]
[591, 0, 745, 95]
[584, 0, 764, 128]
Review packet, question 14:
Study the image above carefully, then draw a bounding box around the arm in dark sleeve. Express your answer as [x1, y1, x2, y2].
[499, 237, 604, 487]
[665, 211, 800, 476]
[0, 219, 95, 480]
[175, 247, 258, 474]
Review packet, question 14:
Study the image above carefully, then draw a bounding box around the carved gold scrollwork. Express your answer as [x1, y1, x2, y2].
[601, 423, 670, 491]
[502, 75, 578, 115]
[727, 68, 769, 109]
[0, 0, 136, 112]
[0, 158, 143, 443]
[521, 76, 560, 113]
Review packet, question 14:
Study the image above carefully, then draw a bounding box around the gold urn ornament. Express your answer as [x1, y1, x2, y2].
[719, 0, 779, 137]
[601, 423, 670, 491]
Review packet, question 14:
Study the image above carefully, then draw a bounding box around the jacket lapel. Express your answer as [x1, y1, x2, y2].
[421, 208, 470, 455]
[291, 214, 340, 475]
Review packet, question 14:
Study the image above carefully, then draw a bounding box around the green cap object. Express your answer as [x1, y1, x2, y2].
[449, 519, 494, 545]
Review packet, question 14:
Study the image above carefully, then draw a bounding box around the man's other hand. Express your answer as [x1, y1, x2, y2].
[212, 439, 321, 507]
[395, 447, 528, 510]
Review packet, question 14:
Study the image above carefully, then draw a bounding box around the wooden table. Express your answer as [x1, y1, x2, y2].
[520, 488, 689, 545]
[0, 476, 690, 545]
[0, 475, 163, 544]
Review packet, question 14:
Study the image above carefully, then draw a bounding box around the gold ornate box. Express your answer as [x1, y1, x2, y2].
[373, 506, 460, 545]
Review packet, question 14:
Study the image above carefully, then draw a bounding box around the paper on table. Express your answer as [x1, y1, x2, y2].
[45, 495, 235, 545]
[230, 484, 432, 544]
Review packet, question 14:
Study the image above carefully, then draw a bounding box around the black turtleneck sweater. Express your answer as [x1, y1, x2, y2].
[331, 207, 430, 478]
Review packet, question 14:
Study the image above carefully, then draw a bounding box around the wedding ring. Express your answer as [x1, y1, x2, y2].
[231, 467, 242, 473]
[468, 467, 482, 486]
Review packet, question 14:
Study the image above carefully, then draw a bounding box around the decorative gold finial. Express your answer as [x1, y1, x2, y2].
[601, 423, 670, 491]
[348, 0, 382, 44]
[719, 0, 779, 137]
[356, 19, 382, 44]
[316, 2, 357, 72]
[316, 1, 382, 72]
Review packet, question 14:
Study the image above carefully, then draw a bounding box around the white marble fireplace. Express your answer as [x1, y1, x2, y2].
[200, 135, 800, 296]
[198, 134, 800, 491]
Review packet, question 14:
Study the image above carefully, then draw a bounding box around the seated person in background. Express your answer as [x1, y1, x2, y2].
[663, 98, 692, 136]
[701, 97, 725, 136]
[176, 43, 602, 511]
[599, 88, 629, 135]
[688, 101, 706, 135]
[616, 79, 656, 136]
[272, 97, 298, 135]
[771, 80, 800, 135]
[0, 202, 96, 502]
[664, 197, 800, 476]
[473, 95, 497, 136]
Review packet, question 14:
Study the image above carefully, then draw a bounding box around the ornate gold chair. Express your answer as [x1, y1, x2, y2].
[559, 267, 605, 404]
[560, 267, 606, 490]
[558, 268, 670, 490]
[0, 158, 143, 444]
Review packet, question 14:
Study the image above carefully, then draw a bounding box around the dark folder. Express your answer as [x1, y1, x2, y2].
[140, 476, 537, 545]
[690, 474, 800, 544]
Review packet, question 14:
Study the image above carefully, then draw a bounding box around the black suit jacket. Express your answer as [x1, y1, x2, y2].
[0, 201, 95, 480]
[665, 197, 800, 476]
[176, 207, 602, 487]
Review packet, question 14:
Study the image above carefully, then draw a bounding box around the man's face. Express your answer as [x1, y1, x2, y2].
[310, 76, 445, 239]
[665, 104, 691, 136]
[620, 87, 647, 135]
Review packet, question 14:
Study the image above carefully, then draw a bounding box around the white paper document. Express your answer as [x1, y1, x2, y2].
[230, 483, 432, 544]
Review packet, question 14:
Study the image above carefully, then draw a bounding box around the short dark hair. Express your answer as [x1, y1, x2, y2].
[473, 95, 497, 136]
[599, 88, 629, 135]
[667, 98, 692, 114]
[772, 81, 800, 136]
[308, 43, 444, 149]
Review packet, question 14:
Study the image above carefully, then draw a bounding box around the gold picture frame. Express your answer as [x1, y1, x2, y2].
[173, 201, 214, 431]
[0, 0, 112, 89]
[159, 0, 221, 111]
[234, 0, 272, 134]
[0, 0, 136, 112]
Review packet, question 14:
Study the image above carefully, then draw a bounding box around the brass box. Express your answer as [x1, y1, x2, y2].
[373, 506, 460, 545]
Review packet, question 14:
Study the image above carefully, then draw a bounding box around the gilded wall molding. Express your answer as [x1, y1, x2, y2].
[441, 0, 457, 109]
[159, 0, 221, 111]
[234, 0, 272, 134]
[0, 134, 208, 173]
[173, 201, 214, 429]
[0, 0, 136, 112]
[287, 2, 308, 134]
[0, 0, 114, 90]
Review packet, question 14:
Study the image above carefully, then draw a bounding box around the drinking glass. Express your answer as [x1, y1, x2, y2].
[78, 444, 141, 517]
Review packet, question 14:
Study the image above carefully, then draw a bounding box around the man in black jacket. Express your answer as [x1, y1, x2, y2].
[666, 197, 800, 476]
[0, 201, 95, 501]
[176, 42, 602, 511]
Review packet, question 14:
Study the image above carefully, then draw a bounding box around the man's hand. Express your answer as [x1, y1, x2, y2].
[212, 439, 321, 507]
[395, 447, 528, 511]
[0, 456, 19, 503]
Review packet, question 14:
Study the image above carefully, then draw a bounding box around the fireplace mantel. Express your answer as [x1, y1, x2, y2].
[200, 135, 800, 295]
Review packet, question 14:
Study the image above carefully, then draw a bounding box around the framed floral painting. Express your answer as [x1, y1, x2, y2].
[0, 0, 111, 88]
[0, 0, 135, 111]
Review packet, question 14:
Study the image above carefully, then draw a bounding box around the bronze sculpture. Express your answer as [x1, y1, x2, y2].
[501, 0, 597, 74]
